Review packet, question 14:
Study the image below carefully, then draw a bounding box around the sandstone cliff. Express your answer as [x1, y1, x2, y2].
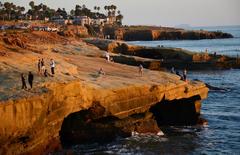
[0, 30, 208, 154]
[85, 39, 240, 70]
[103, 26, 233, 41]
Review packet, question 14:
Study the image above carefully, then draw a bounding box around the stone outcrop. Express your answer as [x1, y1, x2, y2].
[104, 26, 233, 41]
[0, 78, 208, 154]
[85, 39, 240, 70]
[0, 30, 209, 154]
[2, 34, 27, 48]
[58, 25, 89, 38]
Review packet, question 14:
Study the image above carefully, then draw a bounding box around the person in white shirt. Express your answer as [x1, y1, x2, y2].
[105, 52, 110, 62]
[50, 59, 55, 75]
[139, 64, 143, 76]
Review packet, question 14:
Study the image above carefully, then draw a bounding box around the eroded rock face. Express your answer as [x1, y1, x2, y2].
[60, 102, 161, 146]
[150, 96, 201, 126]
[0, 79, 208, 154]
[3, 34, 27, 48]
[84, 39, 240, 70]
[58, 25, 89, 38]
[103, 26, 233, 41]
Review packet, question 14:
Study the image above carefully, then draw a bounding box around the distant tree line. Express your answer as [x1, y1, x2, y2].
[0, 1, 123, 25]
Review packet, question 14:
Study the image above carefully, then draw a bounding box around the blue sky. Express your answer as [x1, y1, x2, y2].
[4, 0, 240, 27]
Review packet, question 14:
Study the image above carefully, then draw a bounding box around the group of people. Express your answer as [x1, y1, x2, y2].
[21, 58, 56, 90]
[38, 58, 55, 77]
[171, 67, 187, 81]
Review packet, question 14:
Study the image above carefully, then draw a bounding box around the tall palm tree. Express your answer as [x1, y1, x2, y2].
[104, 6, 108, 11]
[42, 5, 47, 11]
[4, 2, 11, 20]
[29, 1, 34, 9]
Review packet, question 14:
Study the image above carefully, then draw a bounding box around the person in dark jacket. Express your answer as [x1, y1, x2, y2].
[28, 72, 34, 89]
[21, 73, 27, 89]
[38, 59, 41, 74]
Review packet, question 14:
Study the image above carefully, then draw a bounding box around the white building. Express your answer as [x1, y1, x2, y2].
[73, 16, 92, 26]
[105, 16, 116, 25]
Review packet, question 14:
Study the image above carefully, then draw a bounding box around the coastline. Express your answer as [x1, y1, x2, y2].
[0, 30, 209, 154]
[85, 38, 240, 70]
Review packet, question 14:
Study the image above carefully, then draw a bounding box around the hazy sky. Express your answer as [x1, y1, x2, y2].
[5, 0, 240, 27]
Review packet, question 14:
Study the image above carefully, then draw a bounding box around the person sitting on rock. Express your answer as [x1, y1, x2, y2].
[139, 64, 143, 76]
[21, 73, 27, 90]
[176, 70, 183, 80]
[98, 68, 105, 75]
[44, 69, 51, 77]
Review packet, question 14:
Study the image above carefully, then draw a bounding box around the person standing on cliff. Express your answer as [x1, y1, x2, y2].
[37, 59, 41, 74]
[41, 58, 46, 74]
[183, 69, 187, 81]
[21, 73, 27, 90]
[28, 72, 34, 89]
[50, 59, 55, 76]
[105, 52, 110, 62]
[171, 67, 175, 73]
[139, 64, 143, 76]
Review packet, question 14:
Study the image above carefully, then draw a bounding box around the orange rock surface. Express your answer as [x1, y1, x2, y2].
[0, 30, 208, 154]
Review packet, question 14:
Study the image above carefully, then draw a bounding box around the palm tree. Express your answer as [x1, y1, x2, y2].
[70, 9, 75, 16]
[110, 5, 117, 11]
[75, 5, 81, 16]
[0, 2, 6, 20]
[104, 6, 108, 11]
[75, 5, 81, 10]
[116, 14, 123, 25]
[107, 6, 111, 11]
[112, 10, 116, 16]
[29, 1, 34, 9]
[4, 2, 11, 20]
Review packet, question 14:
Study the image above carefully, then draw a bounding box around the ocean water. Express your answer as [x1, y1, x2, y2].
[65, 26, 240, 154]
[129, 25, 240, 57]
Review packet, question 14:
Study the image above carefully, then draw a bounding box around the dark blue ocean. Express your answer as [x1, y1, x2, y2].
[66, 26, 240, 154]
[129, 26, 240, 57]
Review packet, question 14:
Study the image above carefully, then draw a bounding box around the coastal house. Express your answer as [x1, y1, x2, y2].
[91, 18, 106, 26]
[31, 26, 59, 32]
[24, 13, 32, 20]
[51, 15, 68, 25]
[14, 24, 29, 30]
[73, 16, 92, 26]
[105, 16, 116, 25]
[44, 17, 50, 22]
[0, 25, 10, 30]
